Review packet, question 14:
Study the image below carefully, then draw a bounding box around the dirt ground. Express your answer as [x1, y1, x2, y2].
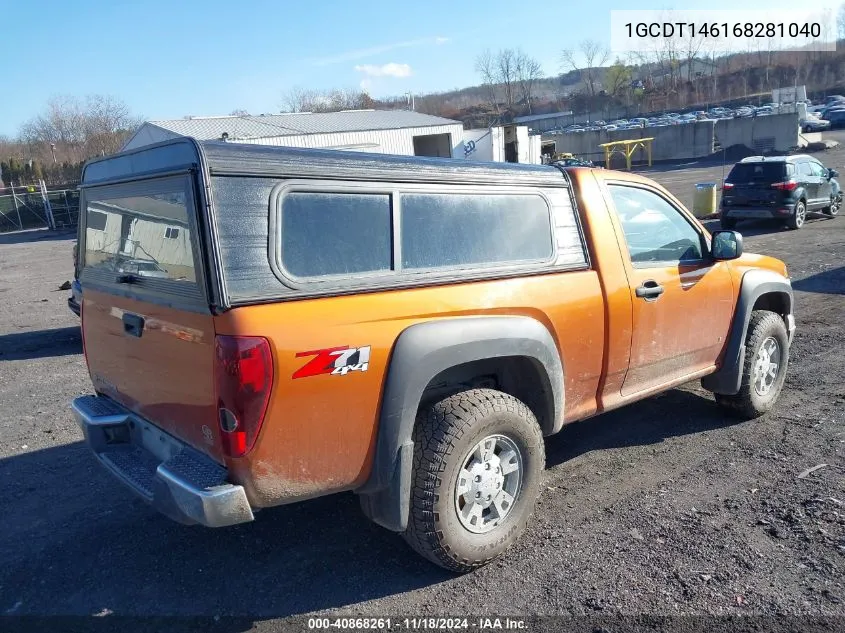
[0, 136, 843, 632]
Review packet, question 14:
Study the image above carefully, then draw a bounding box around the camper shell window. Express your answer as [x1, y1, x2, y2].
[80, 175, 199, 287]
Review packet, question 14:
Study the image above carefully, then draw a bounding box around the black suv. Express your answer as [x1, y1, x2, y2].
[720, 155, 840, 230]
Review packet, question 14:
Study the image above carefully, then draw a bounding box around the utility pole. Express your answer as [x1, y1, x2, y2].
[50, 143, 57, 164]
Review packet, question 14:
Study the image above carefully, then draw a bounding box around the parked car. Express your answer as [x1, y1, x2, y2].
[801, 117, 831, 132]
[820, 105, 845, 120]
[72, 138, 796, 572]
[824, 110, 845, 129]
[67, 251, 172, 317]
[115, 259, 171, 279]
[552, 157, 594, 167]
[720, 155, 841, 230]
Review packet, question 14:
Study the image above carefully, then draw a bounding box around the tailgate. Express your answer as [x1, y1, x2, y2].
[79, 173, 225, 463]
[725, 183, 778, 206]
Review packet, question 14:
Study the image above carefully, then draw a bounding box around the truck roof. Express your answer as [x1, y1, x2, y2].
[82, 137, 571, 189]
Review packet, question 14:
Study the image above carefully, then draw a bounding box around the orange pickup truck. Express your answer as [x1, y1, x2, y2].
[72, 139, 795, 572]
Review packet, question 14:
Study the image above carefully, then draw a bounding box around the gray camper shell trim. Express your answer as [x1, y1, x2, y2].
[200, 140, 573, 188]
[80, 138, 579, 311]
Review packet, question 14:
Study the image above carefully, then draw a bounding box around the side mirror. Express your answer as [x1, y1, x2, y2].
[829, 168, 839, 179]
[711, 230, 743, 260]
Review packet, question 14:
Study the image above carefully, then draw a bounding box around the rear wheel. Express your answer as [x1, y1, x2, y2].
[786, 200, 806, 229]
[720, 215, 737, 230]
[715, 310, 789, 419]
[402, 388, 545, 573]
[823, 192, 842, 216]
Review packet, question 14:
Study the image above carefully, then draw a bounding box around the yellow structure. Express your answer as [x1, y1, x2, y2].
[598, 138, 654, 170]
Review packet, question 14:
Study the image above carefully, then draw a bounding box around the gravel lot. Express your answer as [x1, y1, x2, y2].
[1, 138, 843, 631]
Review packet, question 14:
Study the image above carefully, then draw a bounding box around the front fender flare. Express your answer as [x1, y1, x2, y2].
[701, 269, 794, 395]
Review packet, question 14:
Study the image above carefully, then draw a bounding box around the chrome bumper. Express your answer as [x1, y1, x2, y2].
[72, 395, 253, 527]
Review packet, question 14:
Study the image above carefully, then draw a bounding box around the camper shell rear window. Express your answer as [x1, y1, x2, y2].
[80, 174, 202, 294]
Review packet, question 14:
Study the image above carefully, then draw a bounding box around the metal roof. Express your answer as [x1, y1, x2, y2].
[142, 110, 462, 141]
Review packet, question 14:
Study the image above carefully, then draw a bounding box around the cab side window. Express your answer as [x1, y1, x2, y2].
[796, 162, 813, 178]
[607, 185, 704, 266]
[810, 161, 828, 178]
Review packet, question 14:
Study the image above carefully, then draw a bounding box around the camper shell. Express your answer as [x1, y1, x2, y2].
[78, 137, 577, 313]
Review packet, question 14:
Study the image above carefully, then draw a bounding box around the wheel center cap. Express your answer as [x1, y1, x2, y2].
[467, 456, 504, 508]
[757, 350, 771, 373]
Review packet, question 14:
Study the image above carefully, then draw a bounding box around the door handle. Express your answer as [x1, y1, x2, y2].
[122, 313, 145, 338]
[635, 280, 665, 301]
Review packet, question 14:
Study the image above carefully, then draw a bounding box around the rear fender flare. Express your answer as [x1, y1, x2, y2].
[357, 316, 564, 532]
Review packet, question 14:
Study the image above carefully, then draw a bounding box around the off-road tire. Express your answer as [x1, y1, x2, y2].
[720, 216, 737, 230]
[786, 199, 806, 230]
[402, 388, 545, 573]
[715, 310, 789, 419]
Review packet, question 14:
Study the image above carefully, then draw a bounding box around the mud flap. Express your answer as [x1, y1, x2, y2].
[358, 441, 413, 532]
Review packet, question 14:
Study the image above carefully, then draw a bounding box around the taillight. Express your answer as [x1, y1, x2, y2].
[771, 180, 798, 191]
[722, 182, 735, 190]
[214, 335, 273, 458]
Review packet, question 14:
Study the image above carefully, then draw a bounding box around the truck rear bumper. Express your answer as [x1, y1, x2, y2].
[71, 395, 254, 528]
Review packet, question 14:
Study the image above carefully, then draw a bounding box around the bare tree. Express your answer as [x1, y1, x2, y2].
[561, 40, 610, 98]
[681, 28, 705, 84]
[229, 109, 249, 116]
[474, 49, 500, 113]
[496, 49, 518, 108]
[83, 95, 144, 157]
[280, 87, 373, 114]
[515, 50, 543, 112]
[604, 58, 632, 98]
[281, 86, 313, 113]
[19, 94, 141, 163]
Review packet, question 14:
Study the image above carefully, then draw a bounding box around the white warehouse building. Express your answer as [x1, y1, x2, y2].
[122, 110, 542, 164]
[122, 110, 466, 158]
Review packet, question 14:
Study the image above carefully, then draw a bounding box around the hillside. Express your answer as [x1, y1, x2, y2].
[380, 46, 845, 128]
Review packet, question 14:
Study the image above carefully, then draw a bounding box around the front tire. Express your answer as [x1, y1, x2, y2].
[823, 192, 841, 216]
[715, 310, 789, 419]
[786, 200, 806, 229]
[402, 389, 545, 573]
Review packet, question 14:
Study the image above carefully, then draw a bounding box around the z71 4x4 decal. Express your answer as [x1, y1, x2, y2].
[292, 346, 371, 379]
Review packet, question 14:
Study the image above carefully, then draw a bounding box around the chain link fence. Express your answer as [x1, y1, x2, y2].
[0, 183, 79, 233]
